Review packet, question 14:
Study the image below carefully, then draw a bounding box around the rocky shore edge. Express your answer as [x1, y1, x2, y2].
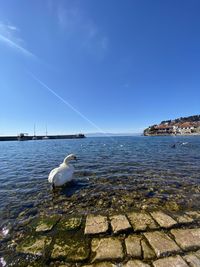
[1, 209, 200, 266]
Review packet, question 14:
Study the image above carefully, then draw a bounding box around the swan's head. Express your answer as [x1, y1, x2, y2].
[63, 154, 77, 164]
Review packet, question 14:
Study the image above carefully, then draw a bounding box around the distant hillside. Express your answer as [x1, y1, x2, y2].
[144, 115, 200, 136]
[160, 115, 200, 125]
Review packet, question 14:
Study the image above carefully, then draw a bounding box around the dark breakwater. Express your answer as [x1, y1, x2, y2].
[0, 133, 85, 141]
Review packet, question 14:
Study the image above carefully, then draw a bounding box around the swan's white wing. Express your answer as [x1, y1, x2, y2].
[50, 165, 74, 186]
[48, 167, 60, 183]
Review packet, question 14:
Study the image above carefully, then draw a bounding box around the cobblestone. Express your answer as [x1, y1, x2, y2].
[110, 214, 131, 233]
[91, 237, 123, 262]
[185, 211, 200, 219]
[141, 239, 156, 259]
[144, 231, 181, 257]
[85, 215, 108, 235]
[153, 255, 189, 267]
[171, 228, 200, 251]
[124, 260, 150, 267]
[150, 211, 177, 228]
[125, 235, 142, 258]
[51, 234, 89, 261]
[194, 249, 200, 258]
[82, 263, 117, 267]
[14, 210, 200, 266]
[127, 212, 158, 231]
[183, 254, 200, 267]
[174, 214, 194, 224]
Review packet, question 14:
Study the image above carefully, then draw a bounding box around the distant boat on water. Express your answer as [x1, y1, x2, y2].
[42, 125, 49, 140]
[32, 124, 37, 140]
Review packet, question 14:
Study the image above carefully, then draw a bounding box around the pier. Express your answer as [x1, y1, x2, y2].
[0, 133, 85, 141]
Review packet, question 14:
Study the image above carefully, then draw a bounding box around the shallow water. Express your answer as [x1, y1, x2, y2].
[1, 136, 200, 266]
[0, 136, 200, 229]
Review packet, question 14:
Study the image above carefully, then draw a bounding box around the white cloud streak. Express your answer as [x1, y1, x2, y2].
[0, 22, 35, 58]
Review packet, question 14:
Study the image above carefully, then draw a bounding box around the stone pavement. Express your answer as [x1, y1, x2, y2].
[15, 210, 200, 266]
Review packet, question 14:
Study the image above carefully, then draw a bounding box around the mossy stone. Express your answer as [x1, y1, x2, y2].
[51, 233, 89, 261]
[35, 215, 60, 232]
[16, 235, 52, 256]
[57, 217, 82, 231]
[165, 201, 180, 211]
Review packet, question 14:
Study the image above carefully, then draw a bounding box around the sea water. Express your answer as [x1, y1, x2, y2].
[0, 136, 200, 228]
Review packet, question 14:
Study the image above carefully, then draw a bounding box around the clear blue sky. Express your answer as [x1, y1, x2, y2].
[0, 0, 200, 135]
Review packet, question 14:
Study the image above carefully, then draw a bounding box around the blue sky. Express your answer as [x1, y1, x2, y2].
[0, 0, 200, 135]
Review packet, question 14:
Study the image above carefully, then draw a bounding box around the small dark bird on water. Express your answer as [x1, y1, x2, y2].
[171, 144, 176, 148]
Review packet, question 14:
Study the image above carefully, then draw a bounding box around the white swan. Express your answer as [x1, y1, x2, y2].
[48, 154, 77, 189]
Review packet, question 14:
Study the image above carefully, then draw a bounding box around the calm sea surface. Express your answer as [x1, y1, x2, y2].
[0, 136, 200, 228]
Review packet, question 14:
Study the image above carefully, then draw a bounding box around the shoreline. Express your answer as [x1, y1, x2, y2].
[144, 133, 200, 136]
[1, 208, 200, 266]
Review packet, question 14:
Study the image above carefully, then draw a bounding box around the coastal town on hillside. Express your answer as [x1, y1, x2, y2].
[144, 115, 200, 136]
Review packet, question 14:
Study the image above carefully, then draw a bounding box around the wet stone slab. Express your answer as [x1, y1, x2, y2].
[51, 234, 89, 261]
[123, 260, 151, 267]
[82, 262, 117, 267]
[127, 212, 158, 231]
[91, 237, 123, 262]
[153, 255, 189, 267]
[144, 231, 181, 257]
[35, 215, 60, 232]
[85, 215, 108, 235]
[185, 211, 200, 219]
[16, 235, 52, 256]
[150, 211, 177, 228]
[183, 254, 200, 267]
[174, 214, 194, 224]
[171, 228, 200, 251]
[110, 214, 131, 233]
[194, 249, 200, 259]
[125, 235, 142, 258]
[141, 239, 156, 259]
[57, 217, 82, 231]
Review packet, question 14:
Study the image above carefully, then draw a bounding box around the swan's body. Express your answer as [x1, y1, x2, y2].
[48, 154, 77, 188]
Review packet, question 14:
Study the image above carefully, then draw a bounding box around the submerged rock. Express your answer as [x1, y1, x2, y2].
[82, 263, 117, 267]
[16, 235, 52, 256]
[57, 217, 82, 231]
[35, 215, 60, 232]
[165, 201, 180, 211]
[51, 233, 89, 261]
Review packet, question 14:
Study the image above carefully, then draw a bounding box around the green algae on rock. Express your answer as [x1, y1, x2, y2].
[51, 233, 90, 261]
[16, 235, 52, 256]
[35, 215, 60, 232]
[82, 262, 117, 267]
[57, 217, 82, 231]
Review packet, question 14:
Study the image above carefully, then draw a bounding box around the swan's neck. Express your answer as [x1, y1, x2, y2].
[63, 158, 70, 165]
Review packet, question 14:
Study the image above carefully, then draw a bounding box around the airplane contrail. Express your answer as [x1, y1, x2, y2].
[28, 71, 109, 135]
